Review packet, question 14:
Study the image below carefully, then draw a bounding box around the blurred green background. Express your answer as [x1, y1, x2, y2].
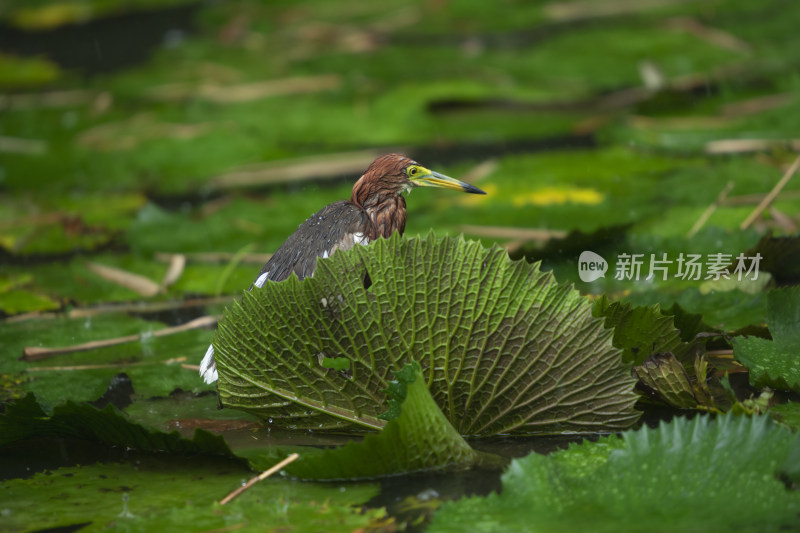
[2, 2, 800, 530]
[1, 0, 799, 402]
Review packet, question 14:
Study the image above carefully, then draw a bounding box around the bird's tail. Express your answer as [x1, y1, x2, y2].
[199, 344, 218, 384]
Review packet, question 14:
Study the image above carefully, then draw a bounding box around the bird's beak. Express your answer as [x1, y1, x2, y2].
[412, 168, 487, 194]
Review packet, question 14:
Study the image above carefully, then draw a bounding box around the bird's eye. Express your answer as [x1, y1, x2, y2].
[408, 166, 418, 176]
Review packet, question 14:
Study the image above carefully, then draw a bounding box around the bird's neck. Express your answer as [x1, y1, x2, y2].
[351, 174, 408, 239]
[372, 194, 406, 239]
[352, 194, 406, 240]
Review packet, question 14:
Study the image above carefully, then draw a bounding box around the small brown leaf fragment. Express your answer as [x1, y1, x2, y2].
[167, 418, 259, 431]
[634, 353, 698, 408]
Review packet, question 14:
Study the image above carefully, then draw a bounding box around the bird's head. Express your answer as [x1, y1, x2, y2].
[352, 153, 486, 207]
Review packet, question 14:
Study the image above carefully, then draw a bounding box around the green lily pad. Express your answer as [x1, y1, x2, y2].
[430, 414, 800, 533]
[770, 401, 800, 432]
[734, 287, 800, 393]
[0, 288, 60, 314]
[0, 314, 215, 405]
[0, 52, 59, 88]
[0, 458, 383, 533]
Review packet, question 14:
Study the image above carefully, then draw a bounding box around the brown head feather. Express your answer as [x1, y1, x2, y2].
[350, 153, 416, 208]
[350, 153, 415, 240]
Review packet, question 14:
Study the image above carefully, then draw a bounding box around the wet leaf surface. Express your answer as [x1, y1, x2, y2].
[215, 234, 640, 435]
[734, 287, 800, 393]
[430, 414, 800, 533]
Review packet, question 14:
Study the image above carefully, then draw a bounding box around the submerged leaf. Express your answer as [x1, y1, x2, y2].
[769, 401, 800, 432]
[745, 234, 800, 284]
[262, 363, 505, 480]
[430, 414, 800, 533]
[0, 394, 236, 459]
[214, 234, 639, 435]
[734, 287, 800, 393]
[662, 302, 717, 343]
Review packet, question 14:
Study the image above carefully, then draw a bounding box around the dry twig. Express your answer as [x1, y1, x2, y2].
[544, 0, 693, 21]
[461, 159, 498, 183]
[460, 225, 568, 241]
[722, 189, 800, 206]
[721, 93, 795, 117]
[3, 296, 234, 324]
[209, 149, 390, 190]
[664, 17, 751, 54]
[86, 262, 161, 297]
[161, 254, 186, 288]
[27, 357, 187, 372]
[706, 139, 800, 154]
[22, 316, 217, 361]
[769, 206, 798, 233]
[149, 75, 340, 103]
[155, 252, 273, 265]
[687, 181, 734, 238]
[219, 454, 300, 505]
[740, 154, 800, 230]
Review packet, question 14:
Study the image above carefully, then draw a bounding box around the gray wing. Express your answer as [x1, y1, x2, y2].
[199, 201, 370, 385]
[252, 201, 370, 285]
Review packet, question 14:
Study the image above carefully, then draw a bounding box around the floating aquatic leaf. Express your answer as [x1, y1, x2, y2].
[734, 287, 800, 393]
[0, 459, 384, 533]
[430, 414, 800, 533]
[214, 234, 639, 435]
[770, 401, 800, 432]
[0, 394, 236, 459]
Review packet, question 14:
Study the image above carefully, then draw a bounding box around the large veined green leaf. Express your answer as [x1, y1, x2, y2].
[734, 287, 800, 393]
[214, 234, 639, 436]
[429, 414, 800, 533]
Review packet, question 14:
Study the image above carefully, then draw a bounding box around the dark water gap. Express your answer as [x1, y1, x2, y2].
[0, 2, 204, 76]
